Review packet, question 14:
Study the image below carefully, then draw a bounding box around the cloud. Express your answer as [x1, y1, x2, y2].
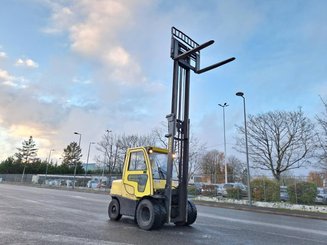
[0, 1, 261, 161]
[15, 58, 39, 68]
[0, 69, 28, 88]
[72, 77, 92, 84]
[0, 69, 13, 81]
[0, 1, 167, 162]
[39, 0, 167, 123]
[44, 0, 153, 86]
[0, 51, 6, 58]
[42, 5, 74, 34]
[8, 124, 46, 139]
[2, 0, 254, 161]
[0, 81, 67, 136]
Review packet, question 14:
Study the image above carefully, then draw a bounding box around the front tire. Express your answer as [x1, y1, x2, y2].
[136, 199, 164, 230]
[108, 198, 122, 221]
[174, 200, 197, 226]
[185, 200, 197, 225]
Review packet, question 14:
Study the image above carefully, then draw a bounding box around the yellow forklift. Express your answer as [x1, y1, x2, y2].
[108, 27, 235, 230]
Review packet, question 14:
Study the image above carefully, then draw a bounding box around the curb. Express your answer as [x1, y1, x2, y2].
[193, 200, 327, 221]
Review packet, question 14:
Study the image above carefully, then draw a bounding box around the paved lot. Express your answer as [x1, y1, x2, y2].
[1, 184, 327, 245]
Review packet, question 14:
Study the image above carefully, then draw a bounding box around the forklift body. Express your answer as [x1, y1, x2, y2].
[110, 146, 196, 230]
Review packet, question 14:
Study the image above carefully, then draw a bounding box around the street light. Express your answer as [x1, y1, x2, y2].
[84, 142, 95, 177]
[218, 102, 229, 184]
[103, 130, 112, 177]
[236, 91, 252, 206]
[74, 132, 82, 147]
[73, 131, 82, 189]
[45, 149, 54, 184]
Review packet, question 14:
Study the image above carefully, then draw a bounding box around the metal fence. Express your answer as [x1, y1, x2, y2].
[189, 175, 327, 206]
[0, 174, 34, 183]
[1, 173, 326, 206]
[0, 173, 122, 190]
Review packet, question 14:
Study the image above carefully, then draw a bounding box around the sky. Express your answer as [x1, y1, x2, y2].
[0, 0, 326, 175]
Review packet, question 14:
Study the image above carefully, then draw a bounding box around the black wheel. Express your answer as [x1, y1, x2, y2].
[185, 200, 197, 225]
[136, 199, 164, 230]
[156, 200, 167, 226]
[108, 198, 122, 221]
[174, 200, 197, 226]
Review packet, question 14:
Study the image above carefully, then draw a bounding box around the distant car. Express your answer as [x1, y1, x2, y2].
[200, 184, 216, 196]
[233, 183, 248, 197]
[48, 179, 61, 186]
[315, 188, 327, 204]
[215, 184, 225, 196]
[194, 182, 205, 195]
[66, 180, 73, 187]
[87, 180, 99, 188]
[218, 183, 247, 197]
[280, 186, 289, 202]
[97, 180, 108, 188]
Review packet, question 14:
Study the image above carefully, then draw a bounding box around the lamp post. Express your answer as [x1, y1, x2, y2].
[45, 149, 54, 184]
[236, 91, 252, 206]
[218, 103, 229, 184]
[103, 130, 112, 177]
[85, 142, 95, 177]
[74, 132, 82, 147]
[73, 131, 82, 189]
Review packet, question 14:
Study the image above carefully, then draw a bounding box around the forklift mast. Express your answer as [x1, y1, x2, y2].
[165, 27, 235, 223]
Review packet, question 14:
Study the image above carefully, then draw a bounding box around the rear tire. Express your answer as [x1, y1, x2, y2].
[108, 198, 122, 221]
[136, 199, 164, 230]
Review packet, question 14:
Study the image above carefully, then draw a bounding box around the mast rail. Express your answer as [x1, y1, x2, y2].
[172, 27, 199, 49]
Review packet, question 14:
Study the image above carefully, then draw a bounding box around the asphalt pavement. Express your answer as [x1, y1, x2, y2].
[6, 182, 327, 220]
[1, 183, 327, 245]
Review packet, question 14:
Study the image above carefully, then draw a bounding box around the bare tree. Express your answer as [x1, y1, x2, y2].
[96, 132, 116, 174]
[116, 134, 156, 151]
[316, 97, 327, 171]
[151, 122, 168, 148]
[200, 150, 224, 183]
[188, 135, 207, 182]
[96, 125, 206, 181]
[307, 171, 324, 186]
[235, 109, 315, 181]
[96, 133, 157, 174]
[115, 133, 157, 173]
[152, 124, 206, 182]
[227, 155, 245, 182]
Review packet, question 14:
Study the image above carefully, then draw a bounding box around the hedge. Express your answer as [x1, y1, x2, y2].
[251, 178, 280, 202]
[287, 182, 317, 205]
[226, 187, 243, 200]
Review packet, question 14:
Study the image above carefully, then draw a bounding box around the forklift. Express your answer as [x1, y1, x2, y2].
[108, 27, 235, 230]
